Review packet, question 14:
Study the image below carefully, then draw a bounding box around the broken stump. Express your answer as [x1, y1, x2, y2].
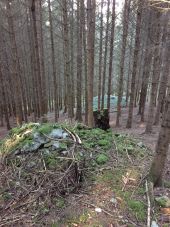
[93, 109, 110, 130]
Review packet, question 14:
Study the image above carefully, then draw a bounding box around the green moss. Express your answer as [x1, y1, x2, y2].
[96, 154, 108, 165]
[127, 200, 146, 221]
[9, 123, 39, 136]
[98, 139, 109, 147]
[37, 124, 53, 134]
[75, 127, 113, 153]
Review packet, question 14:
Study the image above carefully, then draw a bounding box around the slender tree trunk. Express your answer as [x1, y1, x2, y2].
[107, 0, 115, 111]
[48, 0, 58, 122]
[39, 0, 48, 116]
[31, 0, 43, 118]
[63, 0, 73, 119]
[154, 16, 169, 125]
[97, 0, 104, 111]
[139, 10, 153, 122]
[116, 0, 131, 126]
[145, 11, 162, 133]
[76, 0, 83, 121]
[0, 66, 11, 130]
[82, 0, 88, 124]
[70, 0, 75, 116]
[6, 0, 22, 125]
[101, 0, 110, 110]
[149, 86, 170, 186]
[87, 0, 96, 127]
[125, 29, 133, 107]
[126, 0, 143, 128]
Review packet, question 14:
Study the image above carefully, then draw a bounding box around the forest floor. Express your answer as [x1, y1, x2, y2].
[0, 107, 170, 226]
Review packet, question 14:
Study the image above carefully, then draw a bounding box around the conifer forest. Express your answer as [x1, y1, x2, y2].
[0, 0, 170, 226]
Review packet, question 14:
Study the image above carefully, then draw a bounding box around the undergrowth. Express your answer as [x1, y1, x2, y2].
[0, 123, 152, 226]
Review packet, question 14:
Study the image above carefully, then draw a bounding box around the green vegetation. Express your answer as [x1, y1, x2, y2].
[0, 123, 152, 226]
[128, 200, 145, 221]
[37, 123, 53, 134]
[113, 133, 147, 158]
[96, 154, 108, 165]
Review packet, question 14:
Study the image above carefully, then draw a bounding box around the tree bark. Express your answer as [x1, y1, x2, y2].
[139, 10, 154, 122]
[154, 15, 169, 125]
[149, 86, 170, 186]
[126, 0, 143, 128]
[145, 11, 162, 133]
[48, 0, 58, 122]
[107, 0, 115, 111]
[116, 0, 131, 126]
[101, 0, 110, 110]
[76, 0, 83, 122]
[6, 0, 23, 125]
[97, 0, 104, 111]
[87, 0, 96, 127]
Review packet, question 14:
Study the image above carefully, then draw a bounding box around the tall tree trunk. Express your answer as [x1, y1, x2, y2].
[39, 0, 48, 116]
[70, 0, 75, 117]
[145, 11, 162, 133]
[154, 15, 169, 125]
[101, 0, 110, 110]
[6, 0, 23, 125]
[107, 0, 115, 111]
[0, 65, 11, 130]
[63, 0, 73, 119]
[126, 0, 143, 128]
[97, 0, 104, 111]
[82, 0, 88, 124]
[125, 29, 133, 107]
[149, 86, 170, 186]
[31, 0, 43, 118]
[116, 0, 131, 126]
[139, 10, 153, 122]
[87, 0, 96, 127]
[48, 0, 58, 122]
[76, 0, 83, 122]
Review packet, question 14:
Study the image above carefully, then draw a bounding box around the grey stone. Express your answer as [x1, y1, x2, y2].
[63, 132, 69, 139]
[33, 132, 49, 144]
[49, 129, 64, 139]
[51, 142, 60, 151]
[151, 221, 159, 227]
[21, 142, 41, 153]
